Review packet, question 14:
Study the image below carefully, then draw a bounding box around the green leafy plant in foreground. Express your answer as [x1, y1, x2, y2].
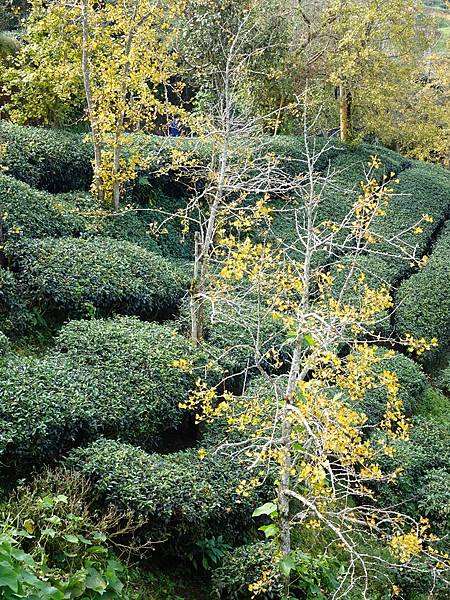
[0, 529, 126, 599]
[0, 469, 133, 599]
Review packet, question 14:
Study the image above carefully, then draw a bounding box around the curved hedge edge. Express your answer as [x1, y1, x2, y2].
[0, 317, 205, 479]
[6, 237, 190, 320]
[0, 122, 92, 192]
[395, 221, 450, 359]
[0, 173, 86, 240]
[65, 438, 265, 546]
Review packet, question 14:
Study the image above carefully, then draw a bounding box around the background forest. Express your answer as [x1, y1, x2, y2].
[0, 1, 449, 599]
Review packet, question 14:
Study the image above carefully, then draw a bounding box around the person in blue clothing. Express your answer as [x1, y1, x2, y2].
[169, 114, 181, 137]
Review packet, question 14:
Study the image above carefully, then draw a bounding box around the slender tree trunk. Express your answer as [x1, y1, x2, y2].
[81, 0, 104, 203]
[278, 342, 301, 596]
[112, 144, 121, 210]
[111, 1, 140, 210]
[273, 95, 285, 136]
[277, 144, 314, 592]
[339, 84, 352, 143]
[190, 90, 231, 345]
[190, 232, 206, 345]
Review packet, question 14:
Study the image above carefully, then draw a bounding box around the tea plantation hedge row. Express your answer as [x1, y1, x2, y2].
[178, 296, 286, 377]
[7, 237, 189, 318]
[395, 222, 450, 352]
[331, 165, 450, 323]
[66, 438, 260, 543]
[200, 352, 426, 449]
[0, 174, 84, 239]
[361, 353, 426, 425]
[268, 143, 414, 264]
[0, 122, 92, 192]
[0, 121, 416, 198]
[0, 267, 28, 335]
[0, 173, 192, 258]
[0, 317, 202, 477]
[378, 417, 450, 535]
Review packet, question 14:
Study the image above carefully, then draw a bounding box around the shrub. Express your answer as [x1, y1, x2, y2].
[211, 542, 341, 600]
[0, 174, 85, 239]
[0, 468, 130, 599]
[66, 438, 261, 545]
[377, 417, 450, 535]
[438, 363, 450, 400]
[372, 166, 450, 265]
[0, 317, 202, 476]
[361, 353, 426, 425]
[324, 142, 410, 183]
[395, 222, 450, 354]
[206, 300, 285, 376]
[333, 165, 450, 301]
[8, 237, 189, 318]
[133, 189, 194, 259]
[0, 331, 10, 358]
[0, 267, 28, 335]
[0, 122, 92, 192]
[414, 385, 450, 424]
[210, 542, 281, 599]
[177, 296, 286, 379]
[0, 182, 188, 257]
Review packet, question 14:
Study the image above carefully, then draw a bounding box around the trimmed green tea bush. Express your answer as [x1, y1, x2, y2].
[0, 331, 10, 359]
[0, 267, 28, 335]
[414, 385, 450, 424]
[362, 353, 426, 425]
[0, 122, 92, 192]
[67, 438, 259, 543]
[396, 222, 450, 352]
[8, 237, 189, 317]
[0, 174, 85, 239]
[177, 297, 285, 377]
[206, 301, 285, 376]
[330, 164, 450, 341]
[0, 317, 201, 475]
[333, 165, 450, 296]
[377, 417, 450, 535]
[438, 362, 450, 400]
[372, 166, 450, 268]
[0, 181, 186, 256]
[211, 542, 280, 599]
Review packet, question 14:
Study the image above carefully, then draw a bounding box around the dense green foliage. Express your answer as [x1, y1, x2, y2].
[0, 175, 190, 258]
[378, 417, 450, 535]
[0, 267, 27, 335]
[7, 237, 189, 318]
[67, 438, 260, 544]
[0, 318, 202, 476]
[396, 222, 450, 354]
[0, 468, 149, 599]
[0, 174, 85, 239]
[211, 542, 281, 599]
[1, 121, 450, 599]
[362, 353, 426, 425]
[0, 122, 92, 192]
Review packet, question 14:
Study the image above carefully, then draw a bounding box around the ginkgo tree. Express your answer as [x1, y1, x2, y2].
[181, 124, 449, 597]
[2, 0, 184, 207]
[79, 0, 184, 207]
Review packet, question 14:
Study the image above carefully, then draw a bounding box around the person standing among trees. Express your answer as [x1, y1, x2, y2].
[169, 113, 182, 137]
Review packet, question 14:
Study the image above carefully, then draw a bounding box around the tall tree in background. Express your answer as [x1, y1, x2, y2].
[79, 0, 183, 207]
[241, 0, 448, 160]
[1, 0, 183, 207]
